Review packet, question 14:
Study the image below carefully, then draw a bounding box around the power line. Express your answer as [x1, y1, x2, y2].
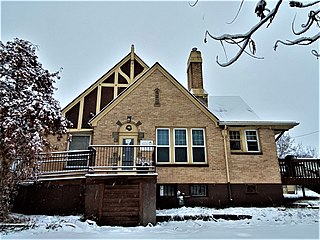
[292, 130, 319, 139]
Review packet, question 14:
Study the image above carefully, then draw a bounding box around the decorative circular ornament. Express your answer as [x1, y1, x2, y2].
[126, 125, 132, 131]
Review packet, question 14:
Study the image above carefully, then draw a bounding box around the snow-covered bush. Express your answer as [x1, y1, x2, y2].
[0, 38, 69, 221]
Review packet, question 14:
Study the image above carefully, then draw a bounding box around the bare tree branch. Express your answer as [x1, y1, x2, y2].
[189, 0, 199, 8]
[226, 0, 245, 24]
[311, 49, 320, 59]
[274, 32, 320, 50]
[292, 10, 320, 35]
[289, 1, 320, 8]
[205, 0, 283, 67]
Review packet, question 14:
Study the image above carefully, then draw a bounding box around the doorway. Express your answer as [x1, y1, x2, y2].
[122, 138, 134, 166]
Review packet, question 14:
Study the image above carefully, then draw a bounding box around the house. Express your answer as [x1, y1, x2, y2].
[14, 46, 298, 226]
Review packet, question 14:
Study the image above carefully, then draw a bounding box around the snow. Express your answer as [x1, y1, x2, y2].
[208, 96, 260, 121]
[2, 190, 319, 240]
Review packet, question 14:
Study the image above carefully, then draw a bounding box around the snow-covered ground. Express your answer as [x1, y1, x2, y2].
[1, 189, 319, 240]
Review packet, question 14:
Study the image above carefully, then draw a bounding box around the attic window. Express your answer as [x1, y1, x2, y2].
[154, 88, 160, 107]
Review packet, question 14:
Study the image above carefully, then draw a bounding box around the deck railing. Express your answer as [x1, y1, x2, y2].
[91, 145, 156, 174]
[35, 145, 156, 178]
[279, 157, 320, 185]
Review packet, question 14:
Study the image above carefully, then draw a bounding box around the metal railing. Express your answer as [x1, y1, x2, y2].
[34, 145, 156, 178]
[91, 145, 156, 174]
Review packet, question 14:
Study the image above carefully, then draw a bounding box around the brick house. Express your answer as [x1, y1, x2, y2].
[14, 46, 298, 226]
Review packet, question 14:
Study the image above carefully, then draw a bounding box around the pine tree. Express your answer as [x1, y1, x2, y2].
[0, 38, 69, 221]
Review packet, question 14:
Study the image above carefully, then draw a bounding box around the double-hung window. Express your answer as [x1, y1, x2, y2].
[245, 130, 260, 152]
[229, 131, 242, 151]
[174, 129, 188, 163]
[156, 128, 170, 162]
[191, 129, 206, 162]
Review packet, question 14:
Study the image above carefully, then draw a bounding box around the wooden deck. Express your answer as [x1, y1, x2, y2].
[34, 145, 156, 181]
[279, 157, 320, 193]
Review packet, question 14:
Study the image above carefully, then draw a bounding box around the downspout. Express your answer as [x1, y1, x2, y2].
[222, 125, 233, 203]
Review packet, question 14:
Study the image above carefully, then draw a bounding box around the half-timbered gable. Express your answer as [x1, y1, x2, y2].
[63, 45, 149, 132]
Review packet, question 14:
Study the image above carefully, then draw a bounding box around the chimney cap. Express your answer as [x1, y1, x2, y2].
[192, 47, 198, 51]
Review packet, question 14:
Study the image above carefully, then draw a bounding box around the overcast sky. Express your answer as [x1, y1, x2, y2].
[1, 0, 319, 153]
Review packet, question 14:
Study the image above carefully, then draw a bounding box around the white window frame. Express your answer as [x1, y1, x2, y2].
[173, 128, 188, 163]
[191, 128, 207, 163]
[244, 130, 260, 152]
[156, 128, 171, 163]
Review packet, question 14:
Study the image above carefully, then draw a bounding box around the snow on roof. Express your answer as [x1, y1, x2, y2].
[208, 96, 260, 121]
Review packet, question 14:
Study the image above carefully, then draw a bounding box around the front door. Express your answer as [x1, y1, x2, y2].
[122, 138, 134, 166]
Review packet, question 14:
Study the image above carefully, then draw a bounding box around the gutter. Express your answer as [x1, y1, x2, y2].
[222, 126, 233, 203]
[219, 120, 299, 128]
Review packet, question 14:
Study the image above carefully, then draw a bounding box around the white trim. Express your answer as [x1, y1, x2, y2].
[219, 120, 299, 127]
[156, 128, 171, 163]
[244, 130, 260, 152]
[191, 128, 207, 163]
[173, 128, 188, 163]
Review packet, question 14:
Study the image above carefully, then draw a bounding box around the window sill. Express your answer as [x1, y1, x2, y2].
[156, 164, 209, 167]
[231, 152, 263, 155]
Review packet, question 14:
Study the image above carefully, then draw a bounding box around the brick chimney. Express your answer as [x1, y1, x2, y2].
[187, 48, 208, 106]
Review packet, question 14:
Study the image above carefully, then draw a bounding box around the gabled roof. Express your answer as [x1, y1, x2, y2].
[62, 48, 149, 114]
[61, 46, 149, 130]
[89, 62, 219, 126]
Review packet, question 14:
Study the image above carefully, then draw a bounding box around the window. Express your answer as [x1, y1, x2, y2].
[159, 185, 176, 197]
[68, 135, 91, 150]
[174, 129, 188, 162]
[245, 184, 257, 194]
[154, 88, 160, 107]
[190, 185, 207, 196]
[229, 131, 241, 151]
[67, 134, 91, 168]
[245, 130, 260, 152]
[191, 129, 206, 162]
[229, 129, 261, 153]
[156, 129, 170, 162]
[156, 127, 207, 164]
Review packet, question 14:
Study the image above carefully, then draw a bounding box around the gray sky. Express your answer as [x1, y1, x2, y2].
[1, 0, 319, 153]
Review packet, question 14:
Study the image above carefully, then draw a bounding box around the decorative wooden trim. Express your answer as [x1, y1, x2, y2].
[96, 85, 102, 114]
[67, 128, 93, 133]
[77, 99, 84, 130]
[90, 63, 219, 126]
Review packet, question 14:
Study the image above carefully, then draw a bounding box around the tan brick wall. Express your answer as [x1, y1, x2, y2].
[45, 134, 69, 152]
[50, 67, 281, 185]
[228, 128, 281, 184]
[93, 68, 228, 184]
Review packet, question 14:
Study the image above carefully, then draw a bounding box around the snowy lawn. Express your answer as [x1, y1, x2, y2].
[1, 190, 319, 239]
